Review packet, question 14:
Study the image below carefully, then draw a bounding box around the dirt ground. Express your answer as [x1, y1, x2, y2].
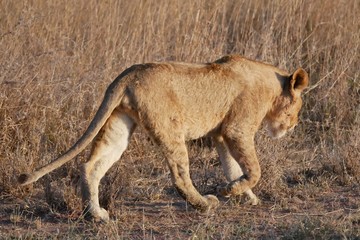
[1, 181, 359, 239]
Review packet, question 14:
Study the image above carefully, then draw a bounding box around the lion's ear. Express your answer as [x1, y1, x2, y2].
[290, 68, 308, 97]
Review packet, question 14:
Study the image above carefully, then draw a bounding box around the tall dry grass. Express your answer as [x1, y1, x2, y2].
[0, 0, 359, 238]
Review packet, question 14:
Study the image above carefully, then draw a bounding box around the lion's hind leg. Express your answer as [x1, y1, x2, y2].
[81, 111, 135, 222]
[214, 136, 260, 205]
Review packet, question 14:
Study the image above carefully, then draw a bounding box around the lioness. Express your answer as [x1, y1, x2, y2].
[19, 55, 308, 222]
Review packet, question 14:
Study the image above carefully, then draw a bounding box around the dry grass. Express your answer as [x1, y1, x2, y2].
[0, 0, 359, 239]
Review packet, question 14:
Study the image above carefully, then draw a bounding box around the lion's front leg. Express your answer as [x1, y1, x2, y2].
[214, 135, 260, 205]
[217, 133, 261, 201]
[159, 136, 219, 212]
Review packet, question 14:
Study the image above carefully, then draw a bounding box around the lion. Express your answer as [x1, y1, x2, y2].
[18, 55, 308, 222]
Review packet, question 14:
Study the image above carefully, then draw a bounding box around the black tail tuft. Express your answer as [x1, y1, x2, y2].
[18, 173, 30, 185]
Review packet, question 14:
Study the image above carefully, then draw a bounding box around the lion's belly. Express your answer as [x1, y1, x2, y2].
[182, 107, 226, 140]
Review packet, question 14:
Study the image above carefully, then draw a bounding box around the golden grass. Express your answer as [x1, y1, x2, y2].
[0, 0, 359, 238]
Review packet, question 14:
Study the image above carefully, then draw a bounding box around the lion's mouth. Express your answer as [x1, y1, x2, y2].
[265, 122, 288, 139]
[269, 129, 287, 139]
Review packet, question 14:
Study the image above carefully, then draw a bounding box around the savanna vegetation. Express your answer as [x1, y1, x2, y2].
[0, 0, 359, 239]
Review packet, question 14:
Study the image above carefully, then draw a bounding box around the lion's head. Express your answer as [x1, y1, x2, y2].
[265, 68, 309, 139]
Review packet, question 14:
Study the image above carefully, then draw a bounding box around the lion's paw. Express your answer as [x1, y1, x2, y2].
[97, 208, 110, 223]
[245, 197, 260, 206]
[84, 207, 110, 223]
[218, 180, 250, 197]
[244, 190, 260, 206]
[204, 194, 219, 208]
[217, 184, 260, 206]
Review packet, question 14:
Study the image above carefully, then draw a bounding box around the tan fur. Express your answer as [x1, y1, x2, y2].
[18, 55, 308, 222]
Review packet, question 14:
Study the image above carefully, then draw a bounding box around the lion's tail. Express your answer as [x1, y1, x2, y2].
[18, 77, 126, 186]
